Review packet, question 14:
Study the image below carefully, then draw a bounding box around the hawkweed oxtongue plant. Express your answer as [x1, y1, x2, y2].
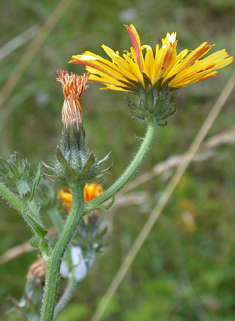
[0, 24, 232, 321]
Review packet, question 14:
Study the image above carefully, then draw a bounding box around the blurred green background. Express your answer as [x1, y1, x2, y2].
[0, 0, 235, 320]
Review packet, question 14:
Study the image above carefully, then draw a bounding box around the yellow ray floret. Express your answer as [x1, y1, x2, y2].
[70, 24, 233, 93]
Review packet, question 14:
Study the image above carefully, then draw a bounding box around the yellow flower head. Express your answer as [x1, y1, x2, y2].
[58, 183, 104, 220]
[70, 24, 233, 93]
[56, 70, 89, 128]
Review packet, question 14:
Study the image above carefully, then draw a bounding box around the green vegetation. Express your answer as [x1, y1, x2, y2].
[0, 0, 235, 320]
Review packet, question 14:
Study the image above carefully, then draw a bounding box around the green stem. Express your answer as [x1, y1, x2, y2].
[86, 117, 158, 211]
[40, 186, 85, 321]
[0, 181, 27, 213]
[0, 182, 47, 237]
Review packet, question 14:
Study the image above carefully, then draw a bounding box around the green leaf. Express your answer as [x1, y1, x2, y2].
[69, 167, 79, 180]
[5, 175, 17, 184]
[56, 147, 68, 170]
[25, 212, 48, 238]
[125, 96, 138, 111]
[143, 72, 152, 88]
[146, 84, 154, 112]
[29, 164, 42, 202]
[98, 151, 111, 165]
[0, 168, 7, 177]
[130, 108, 146, 121]
[0, 157, 11, 172]
[14, 152, 22, 169]
[30, 235, 41, 248]
[83, 153, 95, 173]
[98, 194, 115, 210]
[42, 172, 67, 185]
[100, 163, 113, 173]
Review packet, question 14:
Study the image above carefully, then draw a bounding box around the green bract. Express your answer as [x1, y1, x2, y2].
[126, 76, 176, 124]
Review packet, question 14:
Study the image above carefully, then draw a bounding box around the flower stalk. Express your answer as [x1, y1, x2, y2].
[40, 185, 85, 321]
[86, 115, 158, 212]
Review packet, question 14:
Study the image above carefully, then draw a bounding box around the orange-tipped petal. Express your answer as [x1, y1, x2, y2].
[125, 24, 143, 73]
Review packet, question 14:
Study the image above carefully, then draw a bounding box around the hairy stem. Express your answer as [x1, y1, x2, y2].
[53, 277, 78, 319]
[0, 182, 46, 236]
[40, 186, 85, 321]
[86, 117, 158, 211]
[0, 182, 27, 213]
